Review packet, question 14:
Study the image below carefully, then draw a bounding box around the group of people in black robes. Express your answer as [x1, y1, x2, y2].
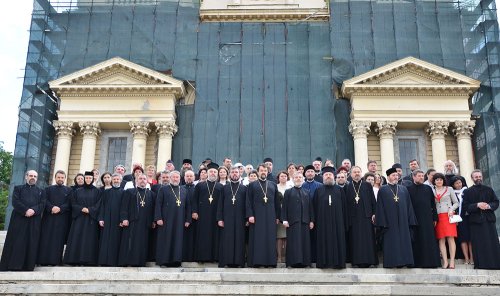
[1, 160, 499, 271]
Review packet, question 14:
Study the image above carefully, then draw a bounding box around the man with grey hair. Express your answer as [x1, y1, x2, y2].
[97, 173, 124, 266]
[462, 169, 500, 269]
[38, 170, 72, 266]
[155, 171, 191, 267]
[444, 160, 468, 187]
[0, 170, 43, 271]
[118, 174, 155, 267]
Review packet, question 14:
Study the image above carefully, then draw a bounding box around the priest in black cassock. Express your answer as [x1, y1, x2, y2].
[155, 171, 191, 267]
[462, 170, 500, 269]
[37, 170, 72, 266]
[182, 170, 197, 262]
[313, 166, 348, 269]
[217, 166, 247, 267]
[282, 172, 314, 268]
[406, 170, 440, 268]
[246, 164, 280, 267]
[118, 174, 155, 267]
[0, 170, 43, 271]
[345, 166, 378, 267]
[376, 168, 417, 268]
[192, 162, 223, 262]
[63, 171, 101, 266]
[97, 173, 124, 266]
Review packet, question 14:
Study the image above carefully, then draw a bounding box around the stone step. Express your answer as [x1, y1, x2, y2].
[0, 266, 499, 295]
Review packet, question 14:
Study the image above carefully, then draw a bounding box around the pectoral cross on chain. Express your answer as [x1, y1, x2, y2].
[263, 195, 268, 203]
[140, 200, 145, 207]
[232, 196, 236, 205]
[209, 195, 213, 204]
[355, 195, 360, 204]
[393, 195, 399, 202]
[176, 199, 181, 207]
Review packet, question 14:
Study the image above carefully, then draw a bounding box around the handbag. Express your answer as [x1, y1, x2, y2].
[449, 214, 463, 224]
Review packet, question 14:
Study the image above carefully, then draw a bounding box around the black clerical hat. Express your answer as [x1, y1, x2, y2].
[322, 166, 335, 174]
[207, 162, 219, 170]
[392, 163, 402, 169]
[304, 165, 315, 176]
[263, 157, 273, 163]
[386, 167, 398, 176]
[183, 159, 192, 165]
[315, 156, 322, 162]
[84, 171, 94, 176]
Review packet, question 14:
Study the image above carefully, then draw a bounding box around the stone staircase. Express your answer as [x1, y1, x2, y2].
[0, 231, 499, 295]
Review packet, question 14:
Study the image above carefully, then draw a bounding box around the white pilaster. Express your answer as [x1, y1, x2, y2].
[155, 121, 178, 170]
[52, 121, 74, 184]
[130, 121, 150, 168]
[349, 120, 372, 173]
[79, 121, 101, 172]
[427, 121, 450, 173]
[377, 121, 397, 175]
[453, 120, 475, 186]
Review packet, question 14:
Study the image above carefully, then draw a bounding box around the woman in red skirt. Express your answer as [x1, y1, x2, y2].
[433, 173, 459, 269]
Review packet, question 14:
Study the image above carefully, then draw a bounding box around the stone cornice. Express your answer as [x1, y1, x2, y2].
[349, 120, 372, 139]
[342, 85, 478, 97]
[155, 121, 178, 137]
[453, 120, 475, 139]
[53, 120, 75, 138]
[53, 85, 184, 98]
[426, 121, 450, 138]
[376, 121, 397, 138]
[79, 121, 101, 137]
[82, 68, 157, 85]
[130, 121, 150, 138]
[200, 8, 329, 22]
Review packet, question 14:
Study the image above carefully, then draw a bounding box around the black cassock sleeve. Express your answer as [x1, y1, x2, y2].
[154, 187, 164, 222]
[246, 184, 254, 218]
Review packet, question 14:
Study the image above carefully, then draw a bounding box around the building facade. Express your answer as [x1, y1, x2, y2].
[7, 0, 500, 229]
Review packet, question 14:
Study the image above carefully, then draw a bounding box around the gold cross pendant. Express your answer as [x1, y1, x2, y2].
[176, 199, 181, 207]
[394, 195, 399, 202]
[232, 196, 236, 205]
[140, 200, 145, 207]
[355, 195, 360, 204]
[328, 195, 332, 206]
[209, 195, 213, 204]
[263, 195, 268, 203]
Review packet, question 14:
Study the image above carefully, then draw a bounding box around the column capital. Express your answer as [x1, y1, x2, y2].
[155, 121, 178, 137]
[349, 120, 371, 139]
[453, 120, 475, 139]
[53, 120, 74, 138]
[426, 120, 449, 138]
[79, 121, 101, 137]
[376, 121, 397, 138]
[129, 121, 150, 138]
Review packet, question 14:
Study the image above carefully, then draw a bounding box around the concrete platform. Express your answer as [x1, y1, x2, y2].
[1, 231, 499, 295]
[0, 265, 499, 295]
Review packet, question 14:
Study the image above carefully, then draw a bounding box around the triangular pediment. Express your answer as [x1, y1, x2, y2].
[49, 57, 185, 95]
[341, 57, 480, 97]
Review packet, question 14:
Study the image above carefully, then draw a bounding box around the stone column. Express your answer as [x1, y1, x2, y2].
[130, 121, 150, 168]
[426, 120, 450, 172]
[155, 121, 178, 170]
[79, 121, 101, 172]
[52, 121, 74, 184]
[453, 120, 475, 186]
[377, 121, 397, 175]
[349, 120, 371, 173]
